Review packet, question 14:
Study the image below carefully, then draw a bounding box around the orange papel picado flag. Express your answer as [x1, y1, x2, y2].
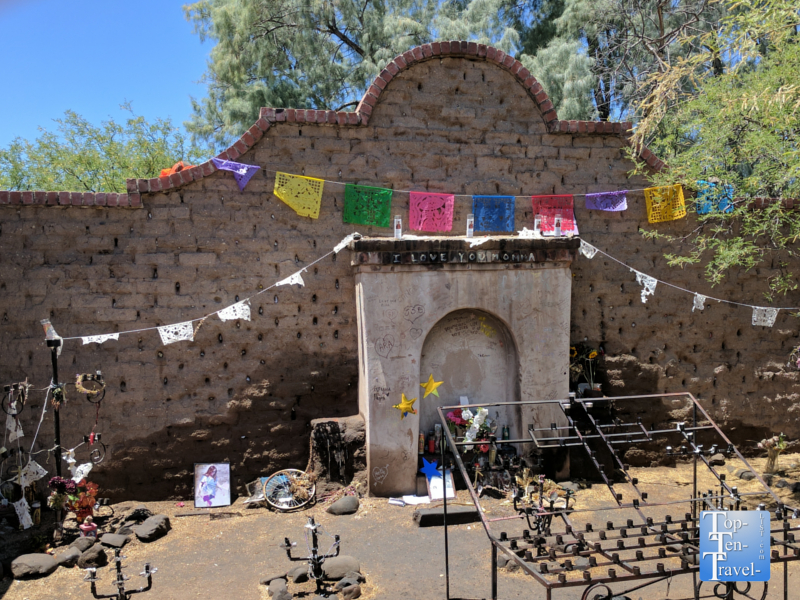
[644, 184, 686, 224]
[273, 172, 324, 218]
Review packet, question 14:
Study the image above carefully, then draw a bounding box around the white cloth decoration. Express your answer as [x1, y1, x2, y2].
[217, 300, 251, 322]
[276, 272, 305, 287]
[19, 460, 48, 489]
[70, 462, 93, 483]
[633, 271, 658, 303]
[468, 237, 490, 248]
[13, 498, 33, 529]
[752, 307, 779, 327]
[6, 413, 23, 442]
[157, 321, 195, 345]
[692, 294, 707, 312]
[81, 333, 119, 345]
[517, 227, 538, 239]
[40, 319, 63, 356]
[333, 232, 360, 254]
[580, 240, 598, 259]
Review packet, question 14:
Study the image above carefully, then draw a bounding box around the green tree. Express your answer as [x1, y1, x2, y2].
[0, 105, 210, 193]
[635, 0, 800, 299]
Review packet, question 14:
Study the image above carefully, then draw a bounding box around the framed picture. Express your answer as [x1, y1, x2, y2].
[194, 463, 231, 508]
[427, 468, 456, 501]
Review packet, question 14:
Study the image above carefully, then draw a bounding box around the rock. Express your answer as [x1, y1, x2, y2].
[342, 584, 362, 600]
[100, 533, 130, 548]
[259, 574, 287, 586]
[776, 479, 790, 488]
[709, 454, 726, 467]
[273, 592, 291, 600]
[497, 554, 510, 568]
[77, 545, 108, 569]
[574, 556, 591, 570]
[343, 571, 366, 583]
[735, 468, 755, 481]
[335, 577, 361, 590]
[134, 515, 171, 542]
[11, 554, 58, 579]
[502, 559, 520, 572]
[559, 481, 581, 493]
[791, 482, 800, 493]
[413, 506, 481, 527]
[123, 504, 153, 523]
[322, 555, 360, 580]
[116, 524, 135, 536]
[327, 495, 360, 516]
[288, 565, 309, 583]
[762, 473, 774, 486]
[56, 547, 82, 568]
[70, 537, 96, 553]
[269, 578, 287, 597]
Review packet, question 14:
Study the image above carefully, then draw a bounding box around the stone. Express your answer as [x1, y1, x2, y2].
[342, 584, 362, 600]
[56, 547, 82, 568]
[100, 533, 130, 548]
[11, 554, 58, 579]
[123, 504, 153, 523]
[708, 454, 726, 466]
[116, 524, 135, 536]
[343, 571, 366, 583]
[269, 578, 287, 597]
[776, 479, 790, 489]
[335, 577, 360, 590]
[77, 544, 108, 569]
[327, 495, 360, 515]
[762, 473, 774, 486]
[559, 481, 580, 493]
[739, 471, 756, 481]
[791, 482, 800, 493]
[259, 574, 287, 586]
[70, 537, 96, 553]
[288, 565, 309, 583]
[322, 555, 360, 580]
[496, 554, 510, 568]
[134, 515, 171, 542]
[574, 556, 591, 570]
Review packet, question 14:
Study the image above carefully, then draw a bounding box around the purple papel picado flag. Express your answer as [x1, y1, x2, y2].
[211, 158, 260, 191]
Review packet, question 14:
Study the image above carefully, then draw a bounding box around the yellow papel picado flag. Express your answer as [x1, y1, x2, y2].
[644, 184, 686, 224]
[273, 172, 324, 218]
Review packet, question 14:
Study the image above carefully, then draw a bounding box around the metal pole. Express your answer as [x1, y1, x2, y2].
[47, 339, 61, 477]
[491, 542, 498, 600]
[441, 435, 450, 600]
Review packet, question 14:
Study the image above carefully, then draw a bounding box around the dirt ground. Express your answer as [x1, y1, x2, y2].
[3, 454, 800, 600]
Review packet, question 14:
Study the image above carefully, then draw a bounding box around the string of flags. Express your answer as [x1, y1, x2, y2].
[55, 233, 362, 347]
[579, 240, 797, 327]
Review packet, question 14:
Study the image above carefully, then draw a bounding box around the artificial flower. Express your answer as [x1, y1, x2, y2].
[588, 351, 598, 359]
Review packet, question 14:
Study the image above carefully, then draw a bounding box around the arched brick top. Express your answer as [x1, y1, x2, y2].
[0, 41, 697, 206]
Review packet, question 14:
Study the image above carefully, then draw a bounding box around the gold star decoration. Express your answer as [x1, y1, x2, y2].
[392, 393, 417, 420]
[420, 374, 443, 398]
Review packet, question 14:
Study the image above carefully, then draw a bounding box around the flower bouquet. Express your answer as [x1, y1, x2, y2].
[758, 433, 787, 474]
[47, 476, 98, 523]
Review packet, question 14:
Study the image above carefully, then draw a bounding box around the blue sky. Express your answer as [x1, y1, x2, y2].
[0, 0, 210, 147]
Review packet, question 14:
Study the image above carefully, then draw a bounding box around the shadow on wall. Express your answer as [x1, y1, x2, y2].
[92, 381, 358, 502]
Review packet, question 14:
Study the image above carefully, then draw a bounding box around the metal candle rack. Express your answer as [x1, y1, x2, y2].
[83, 548, 157, 600]
[280, 516, 341, 595]
[437, 393, 800, 600]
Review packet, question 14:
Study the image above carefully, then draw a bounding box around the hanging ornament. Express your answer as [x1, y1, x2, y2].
[633, 270, 658, 303]
[334, 232, 360, 254]
[692, 294, 707, 312]
[157, 322, 195, 345]
[472, 196, 515, 233]
[392, 393, 417, 420]
[274, 172, 324, 218]
[585, 190, 628, 211]
[343, 184, 393, 227]
[81, 333, 119, 345]
[531, 195, 577, 235]
[5, 413, 23, 443]
[217, 300, 251, 322]
[752, 307, 779, 327]
[19, 460, 48, 489]
[409, 192, 455, 232]
[420, 374, 443, 399]
[644, 184, 686, 223]
[276, 272, 305, 287]
[12, 497, 33, 529]
[695, 180, 734, 215]
[579, 240, 598, 259]
[211, 158, 260, 191]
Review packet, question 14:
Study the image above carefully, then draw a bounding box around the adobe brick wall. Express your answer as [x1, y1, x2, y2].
[1, 44, 797, 500]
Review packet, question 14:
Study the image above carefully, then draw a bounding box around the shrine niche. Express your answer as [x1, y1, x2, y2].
[351, 236, 577, 496]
